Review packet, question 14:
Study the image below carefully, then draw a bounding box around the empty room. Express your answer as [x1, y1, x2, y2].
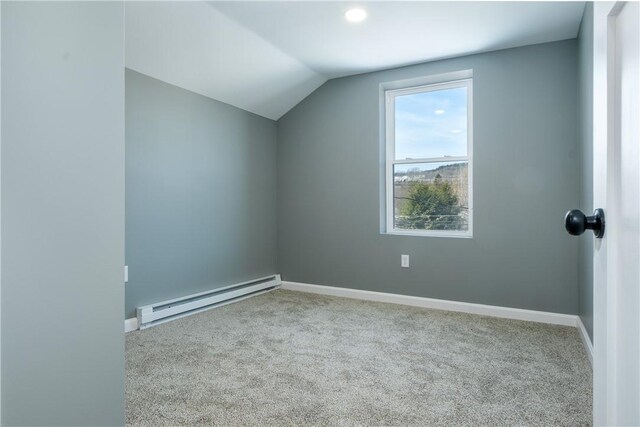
[1, 1, 639, 426]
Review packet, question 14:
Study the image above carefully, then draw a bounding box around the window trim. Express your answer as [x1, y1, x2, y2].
[384, 77, 473, 238]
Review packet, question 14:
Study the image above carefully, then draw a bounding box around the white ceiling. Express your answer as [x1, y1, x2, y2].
[125, 1, 325, 120]
[125, 1, 585, 120]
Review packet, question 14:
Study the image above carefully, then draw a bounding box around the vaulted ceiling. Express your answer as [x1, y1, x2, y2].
[125, 1, 585, 120]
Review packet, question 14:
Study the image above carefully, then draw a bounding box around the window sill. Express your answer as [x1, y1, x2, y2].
[383, 230, 473, 239]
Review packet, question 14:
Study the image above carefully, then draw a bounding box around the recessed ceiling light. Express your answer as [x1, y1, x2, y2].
[451, 129, 461, 134]
[434, 109, 445, 115]
[345, 8, 367, 23]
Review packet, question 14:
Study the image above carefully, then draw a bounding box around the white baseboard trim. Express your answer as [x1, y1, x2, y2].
[281, 281, 579, 327]
[125, 317, 139, 333]
[577, 316, 593, 365]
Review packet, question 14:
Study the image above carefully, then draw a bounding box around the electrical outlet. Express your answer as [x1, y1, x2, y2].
[124, 265, 129, 283]
[401, 254, 410, 268]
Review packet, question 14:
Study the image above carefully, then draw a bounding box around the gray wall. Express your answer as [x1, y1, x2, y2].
[1, 2, 125, 425]
[278, 40, 580, 314]
[577, 4, 594, 341]
[125, 69, 278, 318]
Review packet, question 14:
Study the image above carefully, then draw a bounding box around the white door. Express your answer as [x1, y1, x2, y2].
[592, 1, 639, 425]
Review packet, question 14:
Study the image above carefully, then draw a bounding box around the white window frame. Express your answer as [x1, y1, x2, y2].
[384, 76, 473, 238]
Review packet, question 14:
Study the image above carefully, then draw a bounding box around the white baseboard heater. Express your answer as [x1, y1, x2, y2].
[137, 274, 281, 329]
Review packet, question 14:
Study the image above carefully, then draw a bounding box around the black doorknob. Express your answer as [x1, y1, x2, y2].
[565, 208, 605, 238]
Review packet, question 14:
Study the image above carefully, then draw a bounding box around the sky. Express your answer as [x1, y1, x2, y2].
[394, 86, 467, 160]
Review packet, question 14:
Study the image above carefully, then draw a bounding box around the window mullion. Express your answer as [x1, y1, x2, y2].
[393, 156, 468, 165]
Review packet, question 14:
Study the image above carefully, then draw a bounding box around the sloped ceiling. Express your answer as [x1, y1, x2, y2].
[125, 1, 585, 120]
[125, 1, 326, 120]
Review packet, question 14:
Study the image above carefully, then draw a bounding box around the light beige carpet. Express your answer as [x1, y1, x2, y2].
[126, 289, 592, 426]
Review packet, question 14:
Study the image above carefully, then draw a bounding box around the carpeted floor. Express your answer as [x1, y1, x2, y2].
[126, 289, 592, 426]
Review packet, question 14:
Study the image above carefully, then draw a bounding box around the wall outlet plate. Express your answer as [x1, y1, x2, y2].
[401, 254, 410, 268]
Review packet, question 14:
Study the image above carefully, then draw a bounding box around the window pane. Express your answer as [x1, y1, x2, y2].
[393, 162, 469, 231]
[394, 86, 467, 160]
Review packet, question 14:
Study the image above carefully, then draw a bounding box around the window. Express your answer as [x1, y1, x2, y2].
[384, 75, 472, 237]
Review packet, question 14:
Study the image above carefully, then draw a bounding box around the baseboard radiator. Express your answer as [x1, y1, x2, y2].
[137, 274, 281, 329]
